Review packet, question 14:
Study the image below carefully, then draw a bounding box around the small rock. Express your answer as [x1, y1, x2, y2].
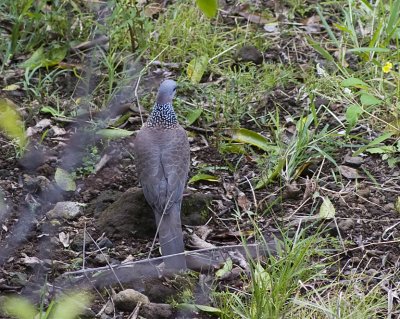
[94, 253, 110, 266]
[343, 154, 364, 166]
[236, 45, 263, 65]
[338, 165, 362, 179]
[357, 186, 370, 197]
[114, 289, 150, 312]
[9, 272, 28, 286]
[98, 237, 113, 249]
[338, 219, 354, 231]
[141, 303, 173, 319]
[70, 233, 90, 251]
[104, 300, 114, 315]
[80, 307, 96, 319]
[46, 201, 84, 220]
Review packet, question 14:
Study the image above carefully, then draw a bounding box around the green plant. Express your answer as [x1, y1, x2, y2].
[107, 0, 153, 53]
[0, 99, 27, 156]
[1, 292, 91, 319]
[75, 146, 101, 176]
[216, 228, 329, 319]
[0, 0, 93, 70]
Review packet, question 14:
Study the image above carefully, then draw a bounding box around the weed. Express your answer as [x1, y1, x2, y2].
[215, 227, 330, 319]
[75, 146, 101, 177]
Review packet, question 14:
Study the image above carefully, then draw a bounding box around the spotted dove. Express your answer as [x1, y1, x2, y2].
[134, 80, 189, 270]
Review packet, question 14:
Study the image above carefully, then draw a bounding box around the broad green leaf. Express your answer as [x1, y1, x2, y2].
[40, 106, 64, 117]
[189, 173, 219, 184]
[387, 157, 399, 168]
[177, 303, 221, 314]
[196, 0, 218, 18]
[2, 297, 38, 319]
[230, 128, 270, 151]
[345, 104, 362, 130]
[2, 84, 20, 91]
[51, 292, 91, 319]
[353, 132, 393, 156]
[319, 197, 335, 219]
[360, 93, 381, 106]
[187, 56, 208, 84]
[254, 262, 271, 289]
[0, 98, 27, 149]
[55, 168, 76, 191]
[347, 47, 391, 53]
[96, 128, 134, 139]
[341, 77, 369, 88]
[186, 108, 203, 125]
[21, 45, 67, 69]
[196, 304, 222, 314]
[366, 146, 396, 154]
[20, 47, 45, 68]
[216, 258, 233, 278]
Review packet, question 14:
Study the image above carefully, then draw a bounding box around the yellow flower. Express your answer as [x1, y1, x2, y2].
[382, 62, 393, 73]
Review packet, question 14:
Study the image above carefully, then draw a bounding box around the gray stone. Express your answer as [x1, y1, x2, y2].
[98, 237, 113, 249]
[94, 253, 110, 266]
[114, 289, 150, 312]
[46, 201, 84, 220]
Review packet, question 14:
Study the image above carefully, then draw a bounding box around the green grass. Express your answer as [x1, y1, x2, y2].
[215, 227, 390, 319]
[215, 228, 328, 319]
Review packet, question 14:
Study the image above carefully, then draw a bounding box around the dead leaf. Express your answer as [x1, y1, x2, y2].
[59, 231, 71, 247]
[237, 5, 270, 25]
[194, 225, 213, 240]
[319, 197, 336, 219]
[223, 181, 236, 199]
[264, 23, 278, 33]
[237, 190, 251, 211]
[51, 126, 67, 136]
[301, 15, 321, 33]
[26, 119, 52, 137]
[188, 233, 216, 250]
[338, 165, 362, 179]
[144, 3, 163, 17]
[239, 12, 269, 24]
[94, 154, 111, 173]
[228, 250, 249, 271]
[20, 253, 41, 265]
[302, 177, 317, 201]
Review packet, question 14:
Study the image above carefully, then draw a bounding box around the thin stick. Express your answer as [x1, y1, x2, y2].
[134, 73, 143, 125]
